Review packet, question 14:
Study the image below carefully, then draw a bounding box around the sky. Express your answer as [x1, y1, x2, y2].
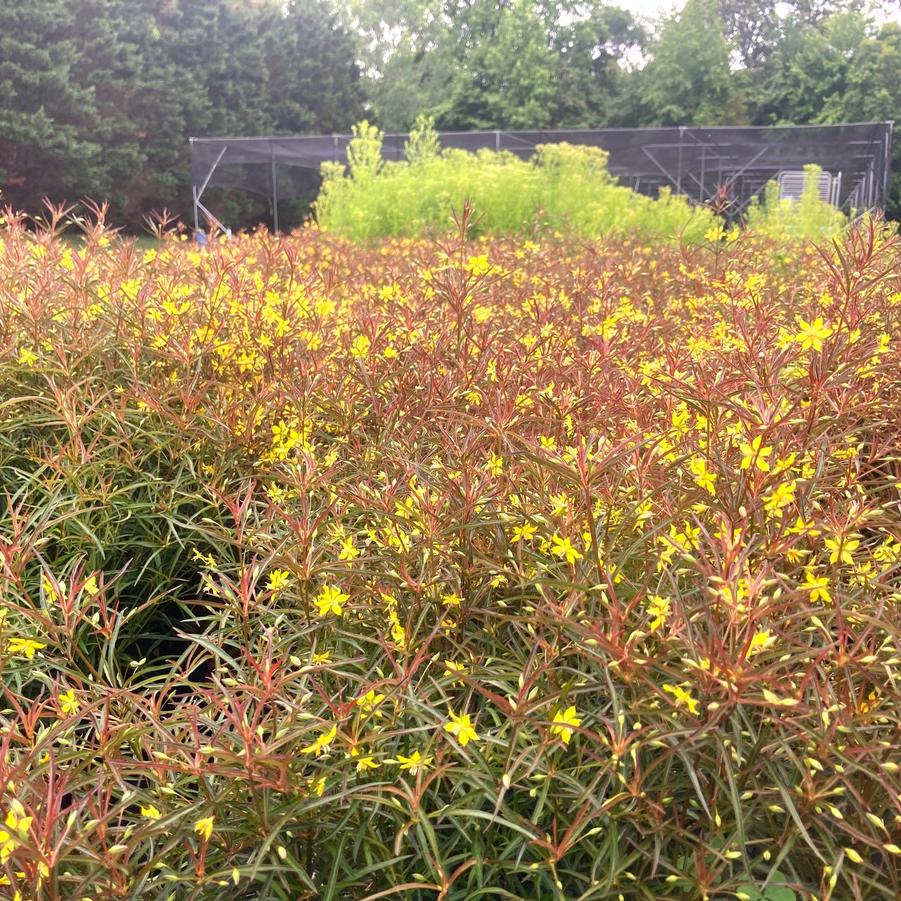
[615, 0, 683, 26]
[614, 0, 900, 28]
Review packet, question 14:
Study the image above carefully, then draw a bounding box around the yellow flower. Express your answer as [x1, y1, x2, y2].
[0, 801, 32, 863]
[315, 585, 349, 617]
[857, 689, 879, 714]
[688, 457, 717, 494]
[444, 708, 480, 746]
[803, 567, 831, 603]
[763, 479, 796, 518]
[350, 334, 371, 358]
[5, 802, 32, 840]
[356, 689, 386, 715]
[141, 805, 162, 820]
[338, 535, 360, 561]
[82, 574, 101, 598]
[466, 254, 491, 276]
[824, 534, 860, 566]
[311, 650, 332, 665]
[747, 629, 776, 656]
[739, 435, 773, 472]
[387, 610, 406, 649]
[301, 724, 337, 756]
[663, 683, 700, 716]
[443, 659, 468, 684]
[192, 548, 217, 568]
[704, 222, 725, 243]
[265, 483, 289, 505]
[441, 592, 463, 607]
[7, 638, 47, 659]
[17, 347, 38, 367]
[395, 749, 433, 775]
[551, 534, 583, 565]
[58, 689, 80, 716]
[795, 316, 832, 352]
[308, 774, 327, 797]
[511, 522, 537, 543]
[550, 705, 582, 745]
[266, 569, 290, 592]
[646, 595, 671, 632]
[194, 816, 214, 841]
[42, 573, 63, 603]
[787, 515, 821, 538]
[355, 755, 379, 773]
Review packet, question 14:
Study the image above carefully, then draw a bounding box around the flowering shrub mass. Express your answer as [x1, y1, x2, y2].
[315, 121, 719, 243]
[0, 209, 900, 900]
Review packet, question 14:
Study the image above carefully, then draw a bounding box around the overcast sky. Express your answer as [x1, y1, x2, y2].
[615, 0, 901, 28]
[615, 0, 682, 26]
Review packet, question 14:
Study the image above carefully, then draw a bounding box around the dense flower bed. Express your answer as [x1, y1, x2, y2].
[0, 211, 900, 900]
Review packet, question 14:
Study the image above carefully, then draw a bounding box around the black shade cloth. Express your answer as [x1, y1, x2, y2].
[190, 122, 893, 229]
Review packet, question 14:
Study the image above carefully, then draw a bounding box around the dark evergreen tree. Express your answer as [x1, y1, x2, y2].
[0, 1, 103, 209]
[0, 0, 364, 227]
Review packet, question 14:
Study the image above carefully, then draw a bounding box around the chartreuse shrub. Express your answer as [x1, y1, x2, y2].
[747, 163, 848, 240]
[1, 208, 900, 900]
[316, 117, 717, 243]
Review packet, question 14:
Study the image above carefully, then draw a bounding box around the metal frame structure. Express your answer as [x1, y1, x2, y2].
[189, 122, 893, 233]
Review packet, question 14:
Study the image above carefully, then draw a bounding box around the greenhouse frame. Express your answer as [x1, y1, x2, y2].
[189, 121, 894, 232]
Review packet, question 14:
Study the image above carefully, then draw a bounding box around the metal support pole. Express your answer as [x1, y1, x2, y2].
[883, 121, 894, 210]
[699, 143, 706, 204]
[190, 144, 229, 234]
[271, 149, 279, 233]
[495, 130, 500, 152]
[195, 199, 226, 233]
[195, 146, 228, 202]
[189, 138, 199, 232]
[676, 126, 685, 196]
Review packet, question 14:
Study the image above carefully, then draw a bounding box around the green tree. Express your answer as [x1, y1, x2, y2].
[345, 0, 643, 132]
[341, 0, 452, 132]
[751, 9, 870, 125]
[65, 0, 156, 210]
[718, 0, 867, 69]
[0, 1, 105, 209]
[437, 0, 559, 129]
[267, 1, 365, 135]
[549, 5, 644, 127]
[843, 23, 900, 216]
[633, 0, 741, 126]
[0, 0, 364, 227]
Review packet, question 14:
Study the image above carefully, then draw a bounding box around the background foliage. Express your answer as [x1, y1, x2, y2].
[315, 121, 721, 242]
[0, 0, 364, 227]
[0, 0, 899, 227]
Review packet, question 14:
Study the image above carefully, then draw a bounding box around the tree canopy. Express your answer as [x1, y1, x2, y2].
[0, 0, 364, 226]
